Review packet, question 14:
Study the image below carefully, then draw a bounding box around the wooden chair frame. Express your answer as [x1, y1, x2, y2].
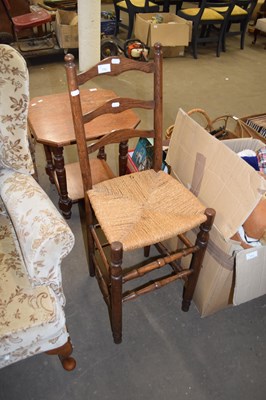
[65, 43, 215, 344]
[178, 0, 236, 58]
[222, 0, 258, 50]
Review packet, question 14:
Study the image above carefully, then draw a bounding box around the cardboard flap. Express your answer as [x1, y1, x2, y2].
[166, 109, 266, 240]
[233, 246, 266, 305]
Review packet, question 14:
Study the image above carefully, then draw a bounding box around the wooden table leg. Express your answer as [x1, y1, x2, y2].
[52, 146, 72, 219]
[43, 144, 55, 184]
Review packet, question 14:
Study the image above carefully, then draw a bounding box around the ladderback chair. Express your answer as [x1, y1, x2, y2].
[210, 0, 258, 50]
[0, 44, 75, 370]
[177, 0, 236, 58]
[65, 43, 215, 344]
[113, 0, 160, 39]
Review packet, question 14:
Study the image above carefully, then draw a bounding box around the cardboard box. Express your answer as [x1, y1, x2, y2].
[133, 13, 191, 57]
[55, 9, 78, 49]
[165, 109, 266, 316]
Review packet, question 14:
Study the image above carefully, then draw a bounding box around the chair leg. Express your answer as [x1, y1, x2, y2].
[144, 245, 151, 257]
[182, 208, 215, 312]
[46, 337, 76, 371]
[114, 7, 120, 36]
[127, 14, 135, 39]
[85, 198, 96, 277]
[240, 21, 248, 49]
[110, 241, 123, 344]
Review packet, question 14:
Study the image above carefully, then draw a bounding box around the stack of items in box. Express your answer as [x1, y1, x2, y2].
[165, 109, 266, 317]
[234, 113, 266, 144]
[245, 114, 266, 139]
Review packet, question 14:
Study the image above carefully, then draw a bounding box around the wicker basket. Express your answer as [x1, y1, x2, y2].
[165, 109, 266, 142]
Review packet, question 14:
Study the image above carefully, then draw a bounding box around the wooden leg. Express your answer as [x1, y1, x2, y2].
[97, 146, 107, 160]
[110, 241, 123, 344]
[182, 208, 215, 312]
[119, 140, 128, 176]
[253, 28, 259, 44]
[46, 337, 76, 371]
[52, 146, 72, 219]
[144, 245, 151, 257]
[86, 197, 96, 277]
[43, 144, 55, 184]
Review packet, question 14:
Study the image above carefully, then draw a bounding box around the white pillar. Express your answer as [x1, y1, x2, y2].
[78, 0, 101, 72]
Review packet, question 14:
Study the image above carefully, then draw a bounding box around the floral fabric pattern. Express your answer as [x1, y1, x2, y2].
[0, 202, 68, 369]
[0, 44, 34, 174]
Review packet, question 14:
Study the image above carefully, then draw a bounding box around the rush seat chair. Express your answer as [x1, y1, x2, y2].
[1, 0, 54, 51]
[64, 42, 215, 344]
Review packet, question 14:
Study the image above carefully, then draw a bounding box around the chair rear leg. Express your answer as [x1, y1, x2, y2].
[110, 242, 123, 344]
[182, 208, 215, 312]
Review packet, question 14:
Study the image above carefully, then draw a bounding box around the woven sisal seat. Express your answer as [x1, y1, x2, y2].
[89, 170, 207, 251]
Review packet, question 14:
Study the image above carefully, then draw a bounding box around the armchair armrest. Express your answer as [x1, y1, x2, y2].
[0, 169, 75, 305]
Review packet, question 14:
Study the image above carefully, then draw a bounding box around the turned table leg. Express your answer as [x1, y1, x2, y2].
[43, 144, 55, 184]
[52, 146, 72, 219]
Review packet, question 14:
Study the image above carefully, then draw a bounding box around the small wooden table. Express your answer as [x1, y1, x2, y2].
[28, 88, 140, 219]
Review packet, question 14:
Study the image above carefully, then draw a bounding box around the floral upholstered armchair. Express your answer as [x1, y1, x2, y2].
[0, 45, 76, 370]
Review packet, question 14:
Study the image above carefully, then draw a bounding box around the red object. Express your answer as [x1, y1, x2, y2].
[1, 0, 51, 32]
[12, 9, 51, 31]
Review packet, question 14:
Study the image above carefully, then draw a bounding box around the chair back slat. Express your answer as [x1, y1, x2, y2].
[65, 42, 163, 192]
[87, 129, 155, 156]
[83, 98, 154, 125]
[77, 56, 155, 86]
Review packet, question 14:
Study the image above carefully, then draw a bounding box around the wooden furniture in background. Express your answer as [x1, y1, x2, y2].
[0, 0, 29, 36]
[65, 42, 215, 344]
[28, 89, 140, 219]
[177, 0, 236, 59]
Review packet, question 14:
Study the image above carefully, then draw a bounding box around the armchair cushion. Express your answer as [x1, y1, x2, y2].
[0, 198, 69, 368]
[0, 168, 75, 305]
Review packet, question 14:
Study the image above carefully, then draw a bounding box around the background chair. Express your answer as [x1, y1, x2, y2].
[152, 0, 184, 13]
[113, 0, 160, 39]
[177, 0, 236, 58]
[210, 0, 258, 50]
[65, 43, 215, 344]
[0, 44, 75, 370]
[0, 0, 54, 51]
